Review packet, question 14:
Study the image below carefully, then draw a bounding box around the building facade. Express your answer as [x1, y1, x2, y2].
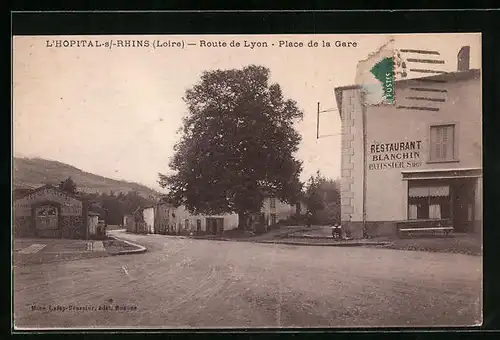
[13, 184, 94, 239]
[335, 55, 482, 238]
[156, 203, 239, 235]
[123, 214, 134, 231]
[128, 197, 299, 236]
[261, 197, 300, 226]
[143, 206, 155, 234]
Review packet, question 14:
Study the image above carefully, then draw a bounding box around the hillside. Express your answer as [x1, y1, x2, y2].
[13, 157, 162, 198]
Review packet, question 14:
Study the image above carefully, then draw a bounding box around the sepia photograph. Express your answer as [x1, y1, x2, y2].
[12, 33, 482, 329]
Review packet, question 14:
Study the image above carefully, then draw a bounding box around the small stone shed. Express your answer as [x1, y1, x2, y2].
[13, 184, 93, 239]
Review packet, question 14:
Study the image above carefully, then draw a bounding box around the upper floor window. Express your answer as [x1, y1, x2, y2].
[430, 124, 456, 162]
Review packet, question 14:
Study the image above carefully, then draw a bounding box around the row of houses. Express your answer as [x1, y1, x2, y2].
[124, 197, 302, 236]
[13, 183, 306, 239]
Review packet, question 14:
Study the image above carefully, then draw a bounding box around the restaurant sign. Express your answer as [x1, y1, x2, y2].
[368, 140, 423, 171]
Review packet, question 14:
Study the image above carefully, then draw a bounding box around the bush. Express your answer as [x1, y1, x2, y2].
[250, 223, 267, 235]
[277, 215, 306, 226]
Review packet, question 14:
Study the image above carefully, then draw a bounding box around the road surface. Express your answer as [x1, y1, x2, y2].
[13, 230, 482, 329]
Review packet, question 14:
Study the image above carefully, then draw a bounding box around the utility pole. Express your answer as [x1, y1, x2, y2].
[316, 102, 320, 139]
[316, 102, 338, 139]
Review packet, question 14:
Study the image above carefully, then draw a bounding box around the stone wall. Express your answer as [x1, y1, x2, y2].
[60, 215, 86, 239]
[339, 87, 365, 237]
[365, 221, 397, 237]
[14, 217, 34, 238]
[14, 215, 87, 239]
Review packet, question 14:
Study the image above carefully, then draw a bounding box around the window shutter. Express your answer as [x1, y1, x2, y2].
[435, 127, 442, 160]
[430, 127, 436, 161]
[447, 125, 454, 160]
[430, 125, 455, 161]
[442, 127, 448, 159]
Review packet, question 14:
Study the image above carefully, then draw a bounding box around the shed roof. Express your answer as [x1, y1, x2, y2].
[14, 184, 83, 201]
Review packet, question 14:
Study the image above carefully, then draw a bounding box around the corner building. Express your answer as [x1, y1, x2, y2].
[334, 54, 482, 238]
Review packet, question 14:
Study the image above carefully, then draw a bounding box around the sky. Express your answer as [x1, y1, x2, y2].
[13, 33, 481, 192]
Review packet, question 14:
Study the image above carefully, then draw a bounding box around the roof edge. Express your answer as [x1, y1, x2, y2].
[334, 68, 481, 116]
[14, 184, 84, 202]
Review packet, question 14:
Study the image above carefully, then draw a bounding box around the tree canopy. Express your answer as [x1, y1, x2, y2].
[58, 177, 77, 195]
[55, 177, 156, 225]
[159, 65, 304, 227]
[304, 171, 341, 223]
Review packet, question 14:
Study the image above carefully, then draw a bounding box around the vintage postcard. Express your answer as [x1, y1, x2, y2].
[12, 33, 482, 329]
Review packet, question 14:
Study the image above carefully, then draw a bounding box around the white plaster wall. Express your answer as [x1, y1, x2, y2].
[364, 75, 481, 222]
[262, 197, 296, 224]
[170, 205, 239, 232]
[88, 215, 98, 236]
[143, 207, 155, 234]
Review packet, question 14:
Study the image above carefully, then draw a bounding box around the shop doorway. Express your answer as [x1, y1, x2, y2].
[451, 178, 476, 233]
[407, 178, 477, 233]
[34, 204, 59, 237]
[206, 218, 224, 235]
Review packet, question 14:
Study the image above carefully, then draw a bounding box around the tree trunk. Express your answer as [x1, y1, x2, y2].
[237, 211, 248, 230]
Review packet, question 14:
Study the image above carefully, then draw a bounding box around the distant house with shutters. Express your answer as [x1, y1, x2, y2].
[169, 204, 238, 235]
[128, 196, 301, 236]
[13, 184, 100, 239]
[262, 196, 302, 225]
[129, 202, 238, 236]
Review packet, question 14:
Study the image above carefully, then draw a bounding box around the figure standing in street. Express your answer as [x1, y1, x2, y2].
[305, 210, 313, 228]
[331, 223, 342, 240]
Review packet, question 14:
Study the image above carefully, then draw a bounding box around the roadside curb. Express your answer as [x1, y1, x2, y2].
[186, 236, 391, 247]
[287, 235, 339, 240]
[108, 236, 148, 255]
[255, 240, 392, 247]
[275, 226, 320, 239]
[188, 237, 231, 241]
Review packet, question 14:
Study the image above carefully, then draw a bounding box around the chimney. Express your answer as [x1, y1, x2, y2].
[457, 46, 470, 72]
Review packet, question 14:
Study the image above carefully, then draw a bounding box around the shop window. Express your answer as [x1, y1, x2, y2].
[408, 185, 451, 220]
[430, 125, 455, 162]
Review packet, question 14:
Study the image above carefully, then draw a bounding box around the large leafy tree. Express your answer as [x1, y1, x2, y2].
[159, 65, 304, 228]
[304, 171, 325, 214]
[304, 171, 341, 223]
[79, 190, 156, 225]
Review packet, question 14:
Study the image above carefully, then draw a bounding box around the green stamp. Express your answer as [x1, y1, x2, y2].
[370, 57, 395, 105]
